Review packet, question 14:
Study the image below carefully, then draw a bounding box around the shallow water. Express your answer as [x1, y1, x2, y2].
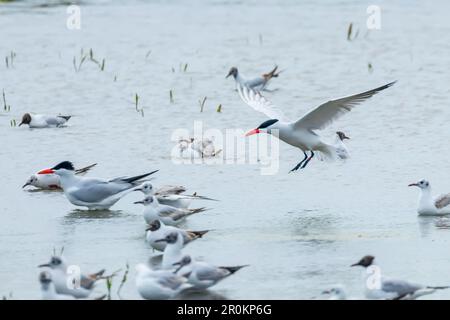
[1, 0, 450, 299]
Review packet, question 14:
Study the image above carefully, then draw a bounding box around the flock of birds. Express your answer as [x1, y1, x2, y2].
[18, 65, 450, 300]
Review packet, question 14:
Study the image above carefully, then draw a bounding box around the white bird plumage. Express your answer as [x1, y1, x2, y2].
[238, 81, 396, 172]
[409, 179, 450, 216]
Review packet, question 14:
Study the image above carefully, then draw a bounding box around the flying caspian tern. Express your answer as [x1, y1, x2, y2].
[37, 161, 158, 209]
[226, 66, 280, 91]
[238, 81, 396, 172]
[23, 163, 97, 190]
[173, 255, 248, 290]
[351, 255, 449, 300]
[19, 113, 71, 128]
[145, 219, 209, 251]
[408, 180, 450, 216]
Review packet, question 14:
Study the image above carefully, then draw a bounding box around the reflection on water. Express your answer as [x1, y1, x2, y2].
[65, 209, 125, 220]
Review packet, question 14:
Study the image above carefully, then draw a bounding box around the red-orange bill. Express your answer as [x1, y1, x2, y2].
[245, 128, 260, 136]
[38, 169, 55, 174]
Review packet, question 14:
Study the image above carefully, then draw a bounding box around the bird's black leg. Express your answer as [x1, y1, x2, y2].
[300, 151, 315, 169]
[289, 151, 308, 173]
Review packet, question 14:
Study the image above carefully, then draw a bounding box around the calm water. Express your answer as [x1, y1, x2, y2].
[1, 0, 450, 299]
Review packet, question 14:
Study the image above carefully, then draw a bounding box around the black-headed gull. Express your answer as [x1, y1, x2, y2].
[173, 255, 248, 290]
[146, 219, 209, 251]
[134, 181, 217, 209]
[19, 113, 71, 128]
[39, 271, 76, 300]
[134, 195, 207, 225]
[38, 161, 158, 209]
[226, 66, 280, 91]
[155, 231, 186, 269]
[351, 255, 449, 300]
[409, 180, 450, 216]
[238, 82, 396, 172]
[135, 263, 191, 300]
[335, 131, 350, 159]
[23, 163, 97, 190]
[38, 255, 106, 299]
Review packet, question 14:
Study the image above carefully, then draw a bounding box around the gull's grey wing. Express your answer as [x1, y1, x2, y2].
[245, 77, 265, 89]
[196, 264, 228, 281]
[435, 193, 450, 209]
[44, 116, 67, 126]
[157, 273, 187, 290]
[294, 82, 396, 130]
[156, 185, 187, 196]
[158, 205, 188, 221]
[381, 279, 422, 297]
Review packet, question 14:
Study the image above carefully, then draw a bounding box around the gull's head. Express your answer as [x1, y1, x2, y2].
[38, 255, 66, 270]
[146, 220, 161, 232]
[245, 119, 279, 137]
[336, 131, 350, 141]
[155, 231, 179, 245]
[134, 181, 154, 195]
[134, 195, 155, 206]
[19, 113, 32, 126]
[23, 174, 37, 188]
[322, 285, 346, 300]
[408, 179, 430, 190]
[173, 255, 192, 273]
[39, 271, 53, 289]
[226, 67, 238, 79]
[38, 161, 75, 177]
[351, 255, 375, 268]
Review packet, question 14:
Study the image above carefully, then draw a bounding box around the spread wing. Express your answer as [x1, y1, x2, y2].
[435, 193, 450, 209]
[294, 81, 396, 130]
[237, 83, 288, 121]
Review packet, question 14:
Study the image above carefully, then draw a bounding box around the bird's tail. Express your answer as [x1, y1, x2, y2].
[75, 163, 97, 176]
[188, 207, 208, 216]
[57, 115, 72, 121]
[123, 170, 159, 184]
[188, 230, 210, 238]
[426, 285, 450, 290]
[316, 143, 339, 162]
[263, 66, 280, 80]
[221, 265, 249, 274]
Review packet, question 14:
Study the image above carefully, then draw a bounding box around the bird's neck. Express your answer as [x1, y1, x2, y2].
[58, 173, 78, 190]
[162, 240, 183, 267]
[418, 187, 435, 209]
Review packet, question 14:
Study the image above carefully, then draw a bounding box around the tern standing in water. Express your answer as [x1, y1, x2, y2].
[37, 161, 158, 209]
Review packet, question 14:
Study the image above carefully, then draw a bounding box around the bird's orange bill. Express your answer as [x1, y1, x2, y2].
[245, 128, 260, 136]
[38, 169, 55, 174]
